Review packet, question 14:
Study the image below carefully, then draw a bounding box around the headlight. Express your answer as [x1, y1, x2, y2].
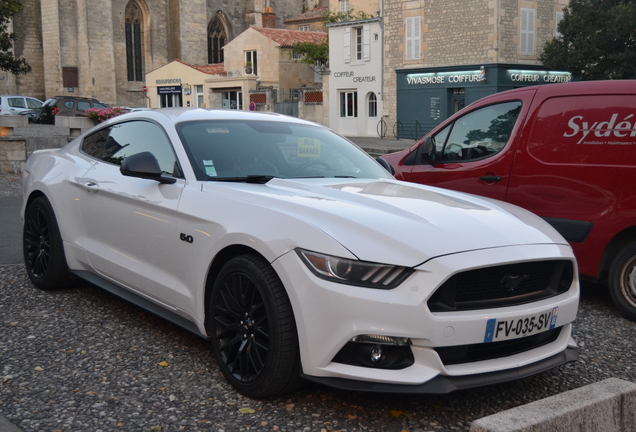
[296, 249, 413, 289]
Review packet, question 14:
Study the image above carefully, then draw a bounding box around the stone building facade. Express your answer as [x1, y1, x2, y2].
[5, 0, 304, 107]
[381, 0, 569, 131]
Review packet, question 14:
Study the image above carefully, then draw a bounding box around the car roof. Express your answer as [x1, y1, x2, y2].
[109, 107, 323, 127]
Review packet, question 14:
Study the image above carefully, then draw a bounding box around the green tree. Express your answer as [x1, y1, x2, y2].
[0, 0, 31, 75]
[540, 0, 636, 80]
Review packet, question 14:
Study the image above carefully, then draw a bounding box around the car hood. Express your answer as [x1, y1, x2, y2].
[202, 178, 567, 267]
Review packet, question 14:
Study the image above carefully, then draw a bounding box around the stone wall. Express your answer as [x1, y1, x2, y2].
[381, 0, 569, 130]
[8, 0, 303, 108]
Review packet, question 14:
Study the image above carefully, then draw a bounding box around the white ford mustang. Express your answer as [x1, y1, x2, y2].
[22, 109, 579, 397]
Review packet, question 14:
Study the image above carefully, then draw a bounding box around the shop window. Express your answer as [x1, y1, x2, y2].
[405, 16, 421, 60]
[340, 91, 358, 118]
[368, 93, 377, 118]
[125, 1, 144, 82]
[520, 8, 536, 55]
[160, 93, 183, 108]
[208, 14, 227, 64]
[245, 51, 258, 75]
[222, 91, 243, 110]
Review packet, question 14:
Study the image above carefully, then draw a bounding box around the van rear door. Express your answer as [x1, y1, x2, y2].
[406, 89, 537, 201]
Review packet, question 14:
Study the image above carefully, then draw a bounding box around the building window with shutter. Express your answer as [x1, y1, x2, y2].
[405, 16, 421, 60]
[355, 27, 363, 60]
[245, 51, 258, 75]
[520, 8, 536, 55]
[125, 1, 143, 82]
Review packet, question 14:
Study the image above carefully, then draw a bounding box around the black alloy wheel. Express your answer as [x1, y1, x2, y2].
[210, 254, 302, 397]
[23, 196, 74, 290]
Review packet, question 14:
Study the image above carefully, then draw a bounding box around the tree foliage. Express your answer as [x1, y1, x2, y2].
[0, 0, 31, 75]
[291, 9, 374, 67]
[540, 0, 636, 80]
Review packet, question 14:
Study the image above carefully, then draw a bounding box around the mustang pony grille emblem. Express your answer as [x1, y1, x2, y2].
[500, 274, 530, 292]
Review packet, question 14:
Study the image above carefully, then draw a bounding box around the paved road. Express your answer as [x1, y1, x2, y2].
[0, 197, 22, 265]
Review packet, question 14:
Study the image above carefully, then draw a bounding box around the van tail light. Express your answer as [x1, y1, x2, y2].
[52, 107, 58, 115]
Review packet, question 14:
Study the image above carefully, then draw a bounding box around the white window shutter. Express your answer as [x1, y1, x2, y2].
[363, 25, 370, 61]
[344, 27, 351, 63]
[405, 17, 421, 60]
[520, 8, 535, 55]
[556, 11, 564, 37]
[413, 16, 421, 59]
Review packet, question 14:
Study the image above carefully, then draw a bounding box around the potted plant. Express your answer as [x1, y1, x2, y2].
[245, 61, 253, 74]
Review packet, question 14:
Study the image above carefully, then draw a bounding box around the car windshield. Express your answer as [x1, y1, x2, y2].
[176, 119, 392, 181]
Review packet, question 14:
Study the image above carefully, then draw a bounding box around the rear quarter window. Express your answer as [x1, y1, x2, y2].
[528, 95, 636, 166]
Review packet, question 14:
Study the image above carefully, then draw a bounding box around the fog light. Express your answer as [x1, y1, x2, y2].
[370, 345, 383, 363]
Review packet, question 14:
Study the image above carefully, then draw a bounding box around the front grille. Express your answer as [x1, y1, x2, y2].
[428, 260, 573, 312]
[435, 327, 562, 365]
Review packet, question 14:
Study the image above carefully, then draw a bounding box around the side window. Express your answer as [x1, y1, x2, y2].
[77, 101, 91, 112]
[27, 98, 43, 109]
[64, 101, 74, 109]
[440, 101, 522, 162]
[94, 103, 108, 109]
[81, 121, 180, 176]
[8, 98, 26, 108]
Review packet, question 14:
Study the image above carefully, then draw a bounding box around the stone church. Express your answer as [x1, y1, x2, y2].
[6, 0, 305, 107]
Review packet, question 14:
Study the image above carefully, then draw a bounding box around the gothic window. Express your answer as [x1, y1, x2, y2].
[125, 1, 144, 82]
[208, 15, 227, 64]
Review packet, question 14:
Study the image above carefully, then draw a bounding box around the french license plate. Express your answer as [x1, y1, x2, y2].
[483, 307, 558, 343]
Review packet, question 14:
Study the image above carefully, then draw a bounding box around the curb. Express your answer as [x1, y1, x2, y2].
[470, 378, 636, 432]
[0, 415, 22, 432]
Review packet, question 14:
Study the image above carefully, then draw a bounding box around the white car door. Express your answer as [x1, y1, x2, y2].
[78, 120, 185, 307]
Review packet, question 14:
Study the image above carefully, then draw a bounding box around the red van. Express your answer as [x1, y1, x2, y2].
[382, 80, 636, 321]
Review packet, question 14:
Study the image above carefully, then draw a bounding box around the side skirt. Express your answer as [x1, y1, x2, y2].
[71, 270, 208, 340]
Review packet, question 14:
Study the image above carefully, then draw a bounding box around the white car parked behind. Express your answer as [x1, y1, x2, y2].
[0, 95, 43, 115]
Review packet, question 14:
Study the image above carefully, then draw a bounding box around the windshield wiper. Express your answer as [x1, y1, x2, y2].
[208, 175, 276, 184]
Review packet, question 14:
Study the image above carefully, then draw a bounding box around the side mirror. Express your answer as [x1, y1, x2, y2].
[420, 136, 437, 164]
[375, 156, 395, 175]
[120, 151, 176, 184]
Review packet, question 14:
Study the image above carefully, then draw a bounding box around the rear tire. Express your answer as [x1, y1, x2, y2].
[23, 196, 75, 290]
[609, 242, 636, 321]
[209, 254, 303, 397]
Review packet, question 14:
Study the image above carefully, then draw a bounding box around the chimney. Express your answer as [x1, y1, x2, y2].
[262, 7, 276, 28]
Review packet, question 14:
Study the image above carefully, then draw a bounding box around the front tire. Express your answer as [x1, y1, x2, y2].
[209, 254, 303, 397]
[23, 196, 75, 290]
[609, 242, 636, 321]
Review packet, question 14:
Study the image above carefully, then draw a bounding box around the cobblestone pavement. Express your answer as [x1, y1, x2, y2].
[1, 136, 635, 432]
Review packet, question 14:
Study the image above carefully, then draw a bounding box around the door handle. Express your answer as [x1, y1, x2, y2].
[83, 181, 99, 193]
[479, 176, 502, 182]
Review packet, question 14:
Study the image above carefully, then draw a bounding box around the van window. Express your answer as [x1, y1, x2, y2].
[438, 101, 522, 162]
